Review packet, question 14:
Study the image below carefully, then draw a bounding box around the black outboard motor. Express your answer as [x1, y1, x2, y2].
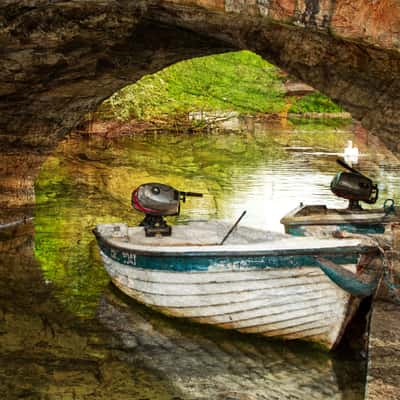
[132, 183, 203, 236]
[330, 159, 379, 210]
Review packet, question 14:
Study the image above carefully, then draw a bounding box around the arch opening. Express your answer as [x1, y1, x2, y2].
[31, 51, 400, 336]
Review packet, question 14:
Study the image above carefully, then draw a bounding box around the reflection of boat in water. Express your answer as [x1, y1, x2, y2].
[93, 184, 381, 350]
[97, 287, 365, 400]
[281, 159, 400, 237]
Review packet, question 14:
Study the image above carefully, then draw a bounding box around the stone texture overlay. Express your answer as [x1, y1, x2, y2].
[366, 301, 400, 400]
[0, 222, 182, 400]
[0, 0, 400, 221]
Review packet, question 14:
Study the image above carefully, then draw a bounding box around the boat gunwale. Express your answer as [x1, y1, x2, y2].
[93, 226, 378, 258]
[281, 204, 399, 226]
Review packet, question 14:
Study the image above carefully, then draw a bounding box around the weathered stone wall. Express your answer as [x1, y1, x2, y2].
[1, 0, 400, 222]
[161, 0, 400, 50]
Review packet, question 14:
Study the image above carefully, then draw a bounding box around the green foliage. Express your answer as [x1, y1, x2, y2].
[289, 92, 343, 114]
[288, 116, 352, 130]
[97, 51, 344, 122]
[97, 51, 287, 121]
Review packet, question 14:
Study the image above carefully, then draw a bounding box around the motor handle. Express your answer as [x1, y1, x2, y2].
[180, 191, 203, 202]
[182, 192, 203, 197]
[336, 158, 368, 179]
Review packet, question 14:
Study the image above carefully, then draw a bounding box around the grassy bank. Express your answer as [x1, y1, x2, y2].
[288, 92, 343, 114]
[95, 51, 344, 124]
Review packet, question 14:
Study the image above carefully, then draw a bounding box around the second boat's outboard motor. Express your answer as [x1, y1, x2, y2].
[132, 183, 203, 236]
[330, 159, 379, 210]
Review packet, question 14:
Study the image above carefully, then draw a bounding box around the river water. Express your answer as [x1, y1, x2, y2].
[2, 118, 400, 399]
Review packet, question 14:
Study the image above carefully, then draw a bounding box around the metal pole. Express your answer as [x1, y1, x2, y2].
[220, 211, 247, 245]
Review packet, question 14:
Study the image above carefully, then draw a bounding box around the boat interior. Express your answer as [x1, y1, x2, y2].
[291, 204, 396, 217]
[98, 221, 288, 247]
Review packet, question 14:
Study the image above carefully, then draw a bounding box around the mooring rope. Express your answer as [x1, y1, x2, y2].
[381, 250, 400, 305]
[381, 198, 398, 221]
[333, 228, 400, 303]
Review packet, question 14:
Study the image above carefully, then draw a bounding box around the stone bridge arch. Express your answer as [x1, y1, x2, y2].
[1, 0, 400, 223]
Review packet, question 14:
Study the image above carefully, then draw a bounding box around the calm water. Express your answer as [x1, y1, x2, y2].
[10, 119, 400, 399]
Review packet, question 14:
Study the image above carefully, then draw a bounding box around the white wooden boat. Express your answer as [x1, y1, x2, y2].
[93, 220, 381, 350]
[281, 203, 400, 237]
[281, 159, 400, 238]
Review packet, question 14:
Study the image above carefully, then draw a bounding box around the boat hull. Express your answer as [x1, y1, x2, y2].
[281, 204, 400, 237]
[93, 221, 380, 350]
[100, 250, 360, 349]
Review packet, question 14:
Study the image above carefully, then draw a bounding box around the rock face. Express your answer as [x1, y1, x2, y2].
[0, 0, 400, 222]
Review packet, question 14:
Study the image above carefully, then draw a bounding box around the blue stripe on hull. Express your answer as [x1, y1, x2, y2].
[98, 241, 359, 272]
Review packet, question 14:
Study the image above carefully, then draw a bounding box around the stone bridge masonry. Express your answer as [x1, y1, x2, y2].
[1, 0, 400, 222]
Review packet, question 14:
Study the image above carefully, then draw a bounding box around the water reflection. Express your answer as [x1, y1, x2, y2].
[33, 119, 400, 317]
[98, 286, 363, 400]
[0, 223, 180, 400]
[30, 119, 400, 398]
